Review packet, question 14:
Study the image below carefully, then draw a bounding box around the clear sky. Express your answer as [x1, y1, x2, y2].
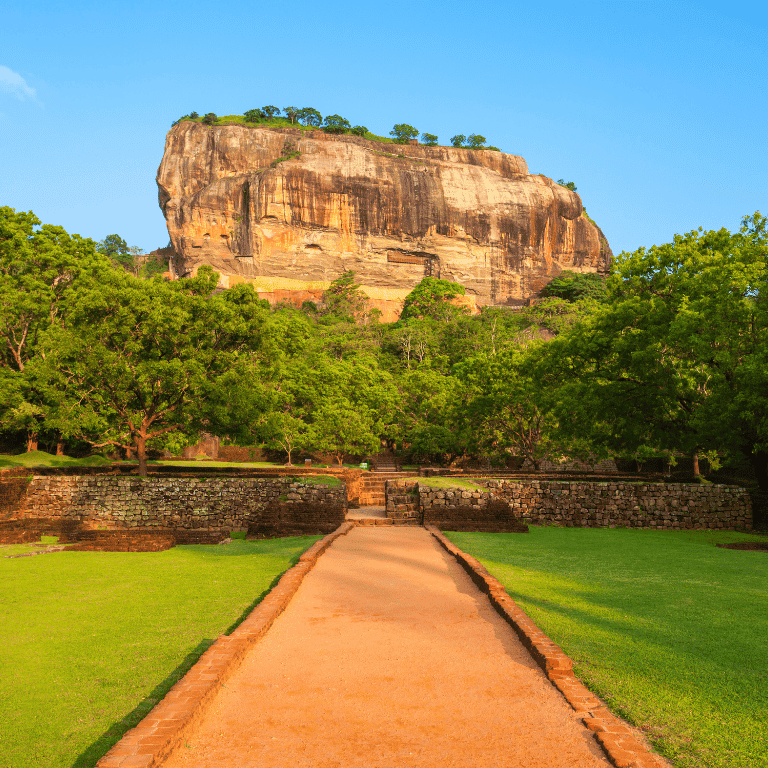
[2, 0, 765, 256]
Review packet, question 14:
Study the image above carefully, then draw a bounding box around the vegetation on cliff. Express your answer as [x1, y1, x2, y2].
[2, 206, 766, 498]
[172, 106, 501, 150]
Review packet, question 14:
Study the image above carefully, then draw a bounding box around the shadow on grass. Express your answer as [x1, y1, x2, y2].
[71, 639, 213, 768]
[70, 541, 311, 767]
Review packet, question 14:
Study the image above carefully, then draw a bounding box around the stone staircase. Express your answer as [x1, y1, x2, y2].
[359, 472, 415, 506]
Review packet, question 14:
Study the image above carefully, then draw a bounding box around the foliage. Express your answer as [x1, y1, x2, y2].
[540, 270, 607, 302]
[545, 213, 768, 488]
[283, 106, 299, 123]
[399, 277, 466, 321]
[0, 536, 320, 768]
[390, 123, 418, 144]
[350, 125, 368, 137]
[450, 134, 466, 147]
[244, 108, 264, 123]
[420, 132, 438, 146]
[298, 107, 322, 126]
[322, 114, 351, 134]
[467, 134, 486, 148]
[261, 105, 280, 119]
[202, 112, 217, 125]
[449, 527, 768, 768]
[557, 179, 577, 191]
[321, 270, 371, 323]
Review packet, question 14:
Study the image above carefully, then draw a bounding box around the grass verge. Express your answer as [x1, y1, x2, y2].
[418, 477, 483, 491]
[445, 527, 768, 768]
[0, 535, 320, 768]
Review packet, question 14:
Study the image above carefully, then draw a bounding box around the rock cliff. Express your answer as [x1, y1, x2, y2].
[157, 122, 611, 319]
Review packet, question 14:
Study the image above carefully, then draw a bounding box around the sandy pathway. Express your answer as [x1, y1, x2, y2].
[162, 526, 610, 768]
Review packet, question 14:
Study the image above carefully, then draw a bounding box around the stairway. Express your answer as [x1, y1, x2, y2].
[359, 472, 416, 506]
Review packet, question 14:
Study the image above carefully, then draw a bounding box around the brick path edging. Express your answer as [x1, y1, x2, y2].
[95, 522, 355, 768]
[425, 525, 669, 768]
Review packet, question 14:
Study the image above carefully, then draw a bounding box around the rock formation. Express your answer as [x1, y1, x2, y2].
[157, 122, 611, 320]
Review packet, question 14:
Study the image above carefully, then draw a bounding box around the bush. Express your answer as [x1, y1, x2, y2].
[450, 134, 466, 147]
[202, 112, 217, 125]
[244, 108, 264, 123]
[351, 125, 368, 137]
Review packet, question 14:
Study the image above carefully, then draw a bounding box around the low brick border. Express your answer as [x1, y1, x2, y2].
[425, 525, 669, 768]
[96, 522, 355, 768]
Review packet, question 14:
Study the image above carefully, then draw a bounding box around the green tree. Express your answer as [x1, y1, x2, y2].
[323, 114, 351, 134]
[283, 106, 299, 123]
[540, 271, 607, 303]
[202, 112, 217, 125]
[38, 268, 268, 475]
[400, 277, 467, 322]
[321, 270, 371, 323]
[244, 108, 264, 123]
[547, 213, 768, 488]
[467, 134, 486, 148]
[420, 133, 438, 146]
[351, 125, 368, 137]
[261, 105, 280, 119]
[298, 107, 322, 127]
[390, 124, 418, 144]
[557, 179, 577, 191]
[450, 134, 466, 147]
[0, 208, 111, 450]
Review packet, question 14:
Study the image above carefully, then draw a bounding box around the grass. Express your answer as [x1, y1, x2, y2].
[445, 527, 768, 768]
[0, 535, 320, 768]
[295, 474, 341, 488]
[0, 535, 61, 557]
[418, 476, 483, 491]
[0, 451, 112, 468]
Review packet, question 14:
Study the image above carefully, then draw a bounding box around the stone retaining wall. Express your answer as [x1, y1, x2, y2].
[0, 475, 347, 537]
[476, 479, 751, 530]
[416, 479, 751, 531]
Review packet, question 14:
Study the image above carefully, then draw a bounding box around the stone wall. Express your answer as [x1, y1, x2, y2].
[476, 479, 751, 530]
[416, 479, 751, 531]
[1, 475, 347, 537]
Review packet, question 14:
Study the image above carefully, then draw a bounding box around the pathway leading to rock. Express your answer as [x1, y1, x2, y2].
[161, 526, 611, 768]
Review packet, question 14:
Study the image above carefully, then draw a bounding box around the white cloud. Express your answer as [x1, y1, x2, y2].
[0, 66, 36, 100]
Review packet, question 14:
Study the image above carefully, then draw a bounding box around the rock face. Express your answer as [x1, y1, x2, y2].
[157, 122, 611, 319]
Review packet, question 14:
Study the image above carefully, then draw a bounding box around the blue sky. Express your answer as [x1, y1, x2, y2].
[2, 0, 765, 256]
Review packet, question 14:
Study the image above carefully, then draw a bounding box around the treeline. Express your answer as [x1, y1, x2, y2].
[1, 206, 767, 492]
[172, 106, 501, 150]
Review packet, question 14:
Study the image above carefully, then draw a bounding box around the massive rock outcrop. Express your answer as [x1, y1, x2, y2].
[157, 122, 611, 319]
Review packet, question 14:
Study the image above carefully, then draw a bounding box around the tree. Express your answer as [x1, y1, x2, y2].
[0, 208, 111, 451]
[400, 277, 467, 322]
[467, 134, 486, 149]
[421, 133, 438, 146]
[456, 346, 561, 470]
[38, 267, 268, 475]
[298, 107, 322, 127]
[546, 213, 768, 489]
[322, 114, 351, 134]
[321, 271, 371, 323]
[390, 124, 418, 144]
[540, 271, 607, 303]
[557, 179, 577, 191]
[202, 112, 217, 125]
[450, 134, 466, 147]
[283, 106, 299, 124]
[351, 125, 368, 137]
[244, 108, 264, 123]
[261, 105, 280, 119]
[189, 111, 199, 119]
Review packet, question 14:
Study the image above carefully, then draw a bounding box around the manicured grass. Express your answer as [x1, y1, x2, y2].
[445, 527, 768, 768]
[0, 536, 320, 768]
[418, 476, 483, 491]
[0, 535, 61, 557]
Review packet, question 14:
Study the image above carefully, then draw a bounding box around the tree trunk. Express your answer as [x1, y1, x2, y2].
[136, 435, 148, 477]
[26, 432, 38, 452]
[55, 439, 65, 456]
[692, 450, 700, 478]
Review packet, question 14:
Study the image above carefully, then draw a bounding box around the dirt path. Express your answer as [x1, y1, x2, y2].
[162, 527, 610, 768]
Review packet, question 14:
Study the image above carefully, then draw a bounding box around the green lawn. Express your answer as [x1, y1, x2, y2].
[0, 536, 320, 768]
[445, 527, 768, 768]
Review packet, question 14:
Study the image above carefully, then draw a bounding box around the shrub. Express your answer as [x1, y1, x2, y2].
[202, 112, 217, 125]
